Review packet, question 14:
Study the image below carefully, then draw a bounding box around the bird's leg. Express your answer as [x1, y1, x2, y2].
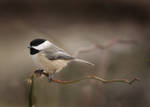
[34, 69, 44, 77]
[48, 70, 56, 82]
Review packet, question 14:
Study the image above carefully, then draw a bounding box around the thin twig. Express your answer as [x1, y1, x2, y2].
[40, 72, 140, 85]
[51, 76, 140, 85]
[74, 39, 137, 57]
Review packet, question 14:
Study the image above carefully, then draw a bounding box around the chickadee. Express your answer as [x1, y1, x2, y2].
[28, 38, 94, 82]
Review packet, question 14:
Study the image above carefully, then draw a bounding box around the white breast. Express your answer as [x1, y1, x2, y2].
[31, 54, 43, 69]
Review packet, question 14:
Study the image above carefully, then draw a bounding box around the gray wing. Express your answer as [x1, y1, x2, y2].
[43, 45, 74, 60]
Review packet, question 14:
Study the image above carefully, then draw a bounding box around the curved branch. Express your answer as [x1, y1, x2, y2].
[40, 72, 140, 85]
[51, 75, 140, 85]
[73, 39, 138, 57]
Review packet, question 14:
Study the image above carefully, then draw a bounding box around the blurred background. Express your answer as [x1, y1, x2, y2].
[0, 0, 150, 107]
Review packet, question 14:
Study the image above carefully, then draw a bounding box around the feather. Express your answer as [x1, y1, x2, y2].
[73, 59, 94, 66]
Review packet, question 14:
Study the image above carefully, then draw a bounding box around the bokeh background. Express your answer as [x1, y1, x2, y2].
[0, 0, 150, 107]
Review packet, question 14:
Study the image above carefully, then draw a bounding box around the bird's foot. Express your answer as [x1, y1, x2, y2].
[48, 71, 56, 82]
[48, 74, 55, 82]
[34, 69, 44, 77]
[48, 76, 53, 82]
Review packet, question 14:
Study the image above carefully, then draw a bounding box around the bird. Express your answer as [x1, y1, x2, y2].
[28, 38, 94, 82]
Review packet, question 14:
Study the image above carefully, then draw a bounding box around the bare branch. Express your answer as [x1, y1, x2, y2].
[74, 39, 137, 57]
[39, 72, 140, 85]
[51, 76, 140, 85]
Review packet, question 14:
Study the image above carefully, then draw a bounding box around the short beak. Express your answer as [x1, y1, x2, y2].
[28, 46, 31, 49]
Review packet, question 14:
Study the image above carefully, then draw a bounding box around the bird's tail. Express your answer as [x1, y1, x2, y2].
[73, 59, 94, 66]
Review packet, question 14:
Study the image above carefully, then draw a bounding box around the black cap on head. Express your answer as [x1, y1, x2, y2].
[30, 38, 46, 46]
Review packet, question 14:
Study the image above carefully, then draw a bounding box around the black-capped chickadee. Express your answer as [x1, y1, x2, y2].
[28, 38, 94, 82]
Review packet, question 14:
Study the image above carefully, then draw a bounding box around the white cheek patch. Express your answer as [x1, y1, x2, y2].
[33, 40, 52, 50]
